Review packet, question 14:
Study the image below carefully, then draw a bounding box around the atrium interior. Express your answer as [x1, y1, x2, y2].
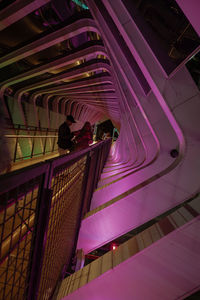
[0, 0, 200, 299]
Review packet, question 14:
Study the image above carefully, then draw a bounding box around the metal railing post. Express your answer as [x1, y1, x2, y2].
[13, 124, 20, 162]
[43, 128, 48, 155]
[52, 131, 57, 152]
[27, 188, 53, 300]
[30, 127, 37, 158]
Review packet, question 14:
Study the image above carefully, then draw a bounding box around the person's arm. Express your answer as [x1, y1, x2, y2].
[63, 125, 73, 140]
[73, 130, 80, 137]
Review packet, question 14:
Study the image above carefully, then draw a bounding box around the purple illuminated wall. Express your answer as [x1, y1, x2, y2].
[0, 0, 200, 298]
[73, 1, 200, 298]
[76, 0, 200, 254]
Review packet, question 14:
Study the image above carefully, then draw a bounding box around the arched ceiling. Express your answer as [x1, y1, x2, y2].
[0, 0, 120, 125]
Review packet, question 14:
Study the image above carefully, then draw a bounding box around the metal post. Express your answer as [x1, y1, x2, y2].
[52, 130, 57, 153]
[30, 127, 37, 158]
[27, 188, 53, 300]
[43, 128, 48, 155]
[13, 124, 20, 162]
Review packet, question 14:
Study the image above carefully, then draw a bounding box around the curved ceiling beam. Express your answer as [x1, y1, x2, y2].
[41, 94, 52, 128]
[53, 95, 116, 107]
[75, 102, 86, 119]
[0, 0, 51, 30]
[0, 45, 108, 95]
[15, 61, 113, 103]
[24, 75, 113, 98]
[60, 98, 118, 116]
[44, 89, 116, 98]
[26, 75, 117, 117]
[60, 98, 71, 115]
[0, 18, 100, 68]
[53, 87, 115, 94]
[52, 96, 64, 113]
[63, 99, 100, 120]
[52, 93, 117, 100]
[53, 92, 119, 119]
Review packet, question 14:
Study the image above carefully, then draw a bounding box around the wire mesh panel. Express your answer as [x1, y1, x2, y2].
[0, 169, 47, 300]
[37, 155, 88, 299]
[0, 139, 112, 300]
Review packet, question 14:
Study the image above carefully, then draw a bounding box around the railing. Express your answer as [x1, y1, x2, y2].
[0, 139, 112, 300]
[5, 124, 58, 163]
[56, 193, 200, 299]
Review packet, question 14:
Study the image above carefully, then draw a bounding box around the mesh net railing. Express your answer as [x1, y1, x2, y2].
[37, 156, 87, 299]
[0, 164, 49, 300]
[0, 139, 112, 300]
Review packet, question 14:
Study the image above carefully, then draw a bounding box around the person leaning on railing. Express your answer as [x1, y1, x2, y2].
[0, 107, 12, 173]
[74, 121, 93, 151]
[57, 115, 76, 155]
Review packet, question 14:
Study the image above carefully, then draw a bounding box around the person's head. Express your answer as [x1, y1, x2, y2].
[66, 115, 76, 126]
[83, 121, 91, 132]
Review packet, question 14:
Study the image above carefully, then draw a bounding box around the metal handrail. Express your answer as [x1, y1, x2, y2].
[6, 135, 57, 138]
[7, 123, 58, 132]
[5, 125, 59, 162]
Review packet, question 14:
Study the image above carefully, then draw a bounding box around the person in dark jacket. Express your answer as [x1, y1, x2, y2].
[57, 115, 76, 155]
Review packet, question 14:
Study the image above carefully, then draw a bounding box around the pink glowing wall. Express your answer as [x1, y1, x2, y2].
[77, 0, 200, 254]
[64, 217, 200, 300]
[176, 0, 200, 37]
